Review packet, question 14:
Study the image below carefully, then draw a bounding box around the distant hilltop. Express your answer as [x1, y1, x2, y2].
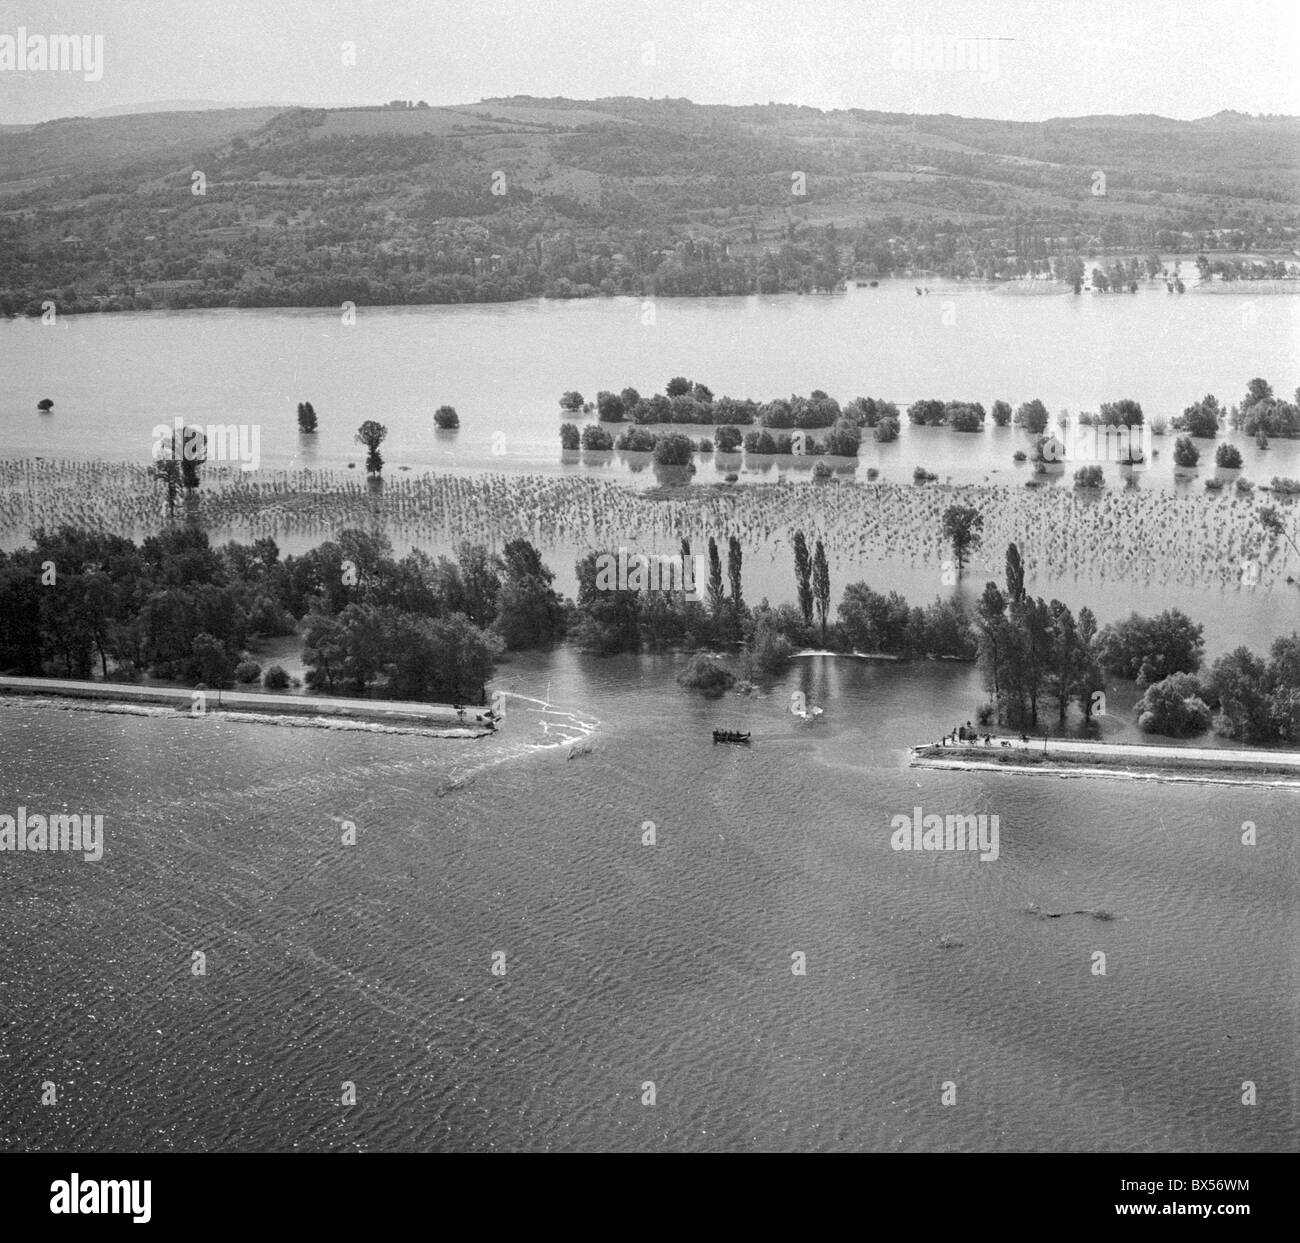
[2, 95, 1297, 315]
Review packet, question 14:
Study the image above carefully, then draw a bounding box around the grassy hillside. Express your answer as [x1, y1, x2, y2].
[1, 97, 1297, 313]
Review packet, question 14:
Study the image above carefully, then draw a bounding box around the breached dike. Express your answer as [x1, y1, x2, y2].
[0, 676, 495, 738]
[910, 737, 1300, 787]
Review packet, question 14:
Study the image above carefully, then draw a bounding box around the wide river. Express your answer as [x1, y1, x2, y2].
[1, 284, 1297, 1152]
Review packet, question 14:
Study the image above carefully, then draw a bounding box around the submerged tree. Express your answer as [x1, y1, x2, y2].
[941, 504, 984, 573]
[1005, 542, 1025, 604]
[355, 420, 388, 476]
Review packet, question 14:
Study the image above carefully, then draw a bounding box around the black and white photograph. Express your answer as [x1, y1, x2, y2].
[0, 0, 1296, 1208]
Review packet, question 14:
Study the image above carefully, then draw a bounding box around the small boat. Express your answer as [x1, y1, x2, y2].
[712, 729, 751, 745]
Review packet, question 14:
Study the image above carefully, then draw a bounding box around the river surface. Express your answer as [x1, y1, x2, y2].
[1, 653, 1295, 1152]
[4, 281, 1298, 489]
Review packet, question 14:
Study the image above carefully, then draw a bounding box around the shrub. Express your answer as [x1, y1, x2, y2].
[1074, 464, 1105, 489]
[249, 595, 297, 637]
[874, 416, 900, 443]
[1215, 442, 1243, 469]
[698, 437, 713, 452]
[908, 399, 946, 426]
[948, 403, 984, 432]
[813, 460, 833, 479]
[913, 466, 938, 483]
[990, 400, 1012, 427]
[1015, 399, 1049, 433]
[581, 424, 613, 450]
[234, 659, 262, 684]
[1135, 673, 1211, 737]
[1013, 449, 1028, 462]
[715, 425, 743, 453]
[263, 664, 290, 690]
[823, 418, 862, 456]
[433, 405, 459, 429]
[37, 397, 54, 411]
[615, 426, 656, 452]
[676, 654, 736, 697]
[560, 422, 580, 450]
[1173, 436, 1200, 468]
[652, 432, 695, 466]
[744, 430, 778, 454]
[595, 390, 625, 421]
[296, 401, 318, 433]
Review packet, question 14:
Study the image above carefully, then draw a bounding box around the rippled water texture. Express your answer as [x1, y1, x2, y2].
[1, 654, 1294, 1151]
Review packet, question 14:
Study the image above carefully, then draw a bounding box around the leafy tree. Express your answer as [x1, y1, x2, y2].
[652, 432, 694, 465]
[990, 400, 1012, 427]
[727, 535, 743, 612]
[559, 391, 585, 412]
[1099, 609, 1204, 685]
[297, 401, 318, 433]
[707, 537, 725, 618]
[812, 539, 831, 643]
[192, 631, 235, 688]
[434, 405, 459, 429]
[1005, 543, 1025, 604]
[676, 653, 734, 697]
[941, 505, 983, 572]
[1215, 443, 1242, 469]
[560, 422, 580, 450]
[1074, 464, 1104, 488]
[1098, 399, 1143, 427]
[495, 538, 564, 650]
[1135, 672, 1211, 737]
[1173, 435, 1199, 468]
[907, 399, 946, 426]
[1015, 400, 1049, 434]
[580, 423, 613, 450]
[666, 376, 692, 398]
[263, 664, 290, 689]
[715, 425, 743, 452]
[792, 531, 814, 625]
[1176, 394, 1221, 437]
[596, 390, 625, 421]
[355, 420, 388, 475]
[572, 550, 640, 654]
[1206, 646, 1274, 743]
[873, 415, 900, 443]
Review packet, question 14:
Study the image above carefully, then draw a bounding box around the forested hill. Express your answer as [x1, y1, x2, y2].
[2, 96, 1297, 313]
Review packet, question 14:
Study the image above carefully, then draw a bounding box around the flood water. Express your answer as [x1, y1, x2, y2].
[4, 281, 1298, 489]
[1, 652, 1294, 1152]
